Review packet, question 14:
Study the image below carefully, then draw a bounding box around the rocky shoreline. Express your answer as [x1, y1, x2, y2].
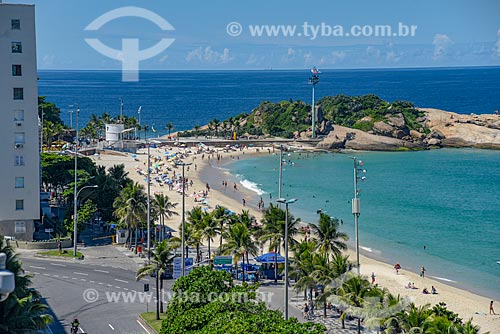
[316, 108, 500, 151]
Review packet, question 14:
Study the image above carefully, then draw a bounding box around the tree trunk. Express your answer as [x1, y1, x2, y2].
[324, 298, 327, 317]
[134, 228, 138, 254]
[342, 318, 345, 329]
[242, 258, 245, 283]
[208, 238, 211, 259]
[274, 245, 278, 284]
[155, 270, 160, 320]
[304, 289, 307, 301]
[357, 318, 361, 334]
[160, 276, 164, 313]
[196, 243, 200, 263]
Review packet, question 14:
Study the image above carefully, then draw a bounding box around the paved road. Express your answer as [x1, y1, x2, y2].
[20, 247, 174, 334]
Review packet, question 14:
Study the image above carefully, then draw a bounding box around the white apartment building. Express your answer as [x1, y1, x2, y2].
[0, 1, 39, 240]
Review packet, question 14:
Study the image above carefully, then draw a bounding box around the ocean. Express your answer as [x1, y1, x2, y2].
[38, 67, 500, 138]
[38, 67, 500, 298]
[225, 149, 500, 300]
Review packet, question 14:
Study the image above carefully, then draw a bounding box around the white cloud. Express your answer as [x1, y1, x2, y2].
[433, 34, 453, 59]
[496, 28, 500, 57]
[186, 46, 232, 64]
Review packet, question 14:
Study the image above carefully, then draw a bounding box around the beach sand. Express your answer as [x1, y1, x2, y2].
[91, 144, 499, 334]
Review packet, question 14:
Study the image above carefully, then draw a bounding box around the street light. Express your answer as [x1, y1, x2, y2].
[349, 157, 366, 275]
[0, 253, 15, 302]
[309, 67, 320, 139]
[276, 197, 297, 320]
[175, 161, 192, 276]
[146, 141, 151, 263]
[73, 185, 98, 256]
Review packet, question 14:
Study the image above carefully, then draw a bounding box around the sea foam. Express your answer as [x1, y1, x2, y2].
[240, 179, 265, 195]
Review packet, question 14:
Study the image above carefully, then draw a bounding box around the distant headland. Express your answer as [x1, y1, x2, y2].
[176, 94, 500, 151]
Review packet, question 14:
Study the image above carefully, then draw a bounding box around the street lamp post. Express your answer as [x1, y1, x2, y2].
[175, 161, 192, 276]
[73, 185, 98, 256]
[146, 142, 151, 263]
[276, 197, 297, 320]
[73, 106, 80, 256]
[349, 157, 366, 275]
[278, 145, 283, 200]
[309, 67, 320, 139]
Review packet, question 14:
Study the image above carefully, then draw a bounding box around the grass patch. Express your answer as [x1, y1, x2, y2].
[37, 250, 84, 259]
[140, 312, 167, 333]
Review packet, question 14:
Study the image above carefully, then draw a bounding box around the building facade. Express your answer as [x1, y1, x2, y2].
[0, 1, 39, 240]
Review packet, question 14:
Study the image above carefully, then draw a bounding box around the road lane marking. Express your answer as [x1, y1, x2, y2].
[89, 280, 95, 283]
[108, 323, 115, 330]
[80, 279, 87, 282]
[98, 282, 103, 285]
[50, 263, 66, 267]
[52, 275, 59, 278]
[73, 272, 88, 276]
[29, 266, 46, 270]
[123, 288, 129, 291]
[63, 276, 69, 279]
[137, 319, 151, 334]
[114, 279, 129, 284]
[72, 277, 77, 280]
[115, 286, 121, 289]
[94, 269, 109, 273]
[79, 326, 85, 333]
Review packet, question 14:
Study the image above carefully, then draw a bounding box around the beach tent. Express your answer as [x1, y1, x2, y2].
[254, 252, 285, 263]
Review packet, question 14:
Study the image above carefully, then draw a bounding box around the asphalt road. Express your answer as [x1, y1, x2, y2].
[22, 256, 174, 334]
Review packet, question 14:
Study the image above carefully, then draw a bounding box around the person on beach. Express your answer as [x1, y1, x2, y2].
[242, 198, 246, 206]
[431, 286, 437, 294]
[490, 301, 496, 315]
[420, 266, 426, 278]
[233, 183, 238, 191]
[371, 272, 376, 284]
[394, 263, 401, 274]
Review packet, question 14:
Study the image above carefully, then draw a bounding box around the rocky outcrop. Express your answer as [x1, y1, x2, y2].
[420, 108, 500, 149]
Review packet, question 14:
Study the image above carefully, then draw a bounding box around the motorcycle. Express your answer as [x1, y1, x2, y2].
[70, 324, 79, 334]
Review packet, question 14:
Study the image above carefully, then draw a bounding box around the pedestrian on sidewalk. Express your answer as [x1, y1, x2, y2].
[303, 303, 309, 319]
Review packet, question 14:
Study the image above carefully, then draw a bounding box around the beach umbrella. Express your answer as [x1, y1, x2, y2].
[254, 252, 285, 263]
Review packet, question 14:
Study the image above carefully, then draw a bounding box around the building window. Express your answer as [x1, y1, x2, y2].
[15, 221, 26, 233]
[16, 199, 24, 211]
[11, 19, 21, 30]
[15, 133, 25, 144]
[15, 155, 24, 166]
[12, 42, 22, 53]
[15, 177, 24, 188]
[14, 110, 24, 121]
[12, 64, 22, 76]
[13, 88, 24, 100]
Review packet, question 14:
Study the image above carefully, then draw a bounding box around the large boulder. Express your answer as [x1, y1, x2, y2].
[373, 121, 395, 136]
[427, 138, 442, 146]
[410, 130, 424, 139]
[386, 113, 406, 128]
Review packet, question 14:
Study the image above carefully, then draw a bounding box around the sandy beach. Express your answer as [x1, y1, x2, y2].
[91, 144, 499, 334]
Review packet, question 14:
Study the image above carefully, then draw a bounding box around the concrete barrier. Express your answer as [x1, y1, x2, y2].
[10, 239, 73, 250]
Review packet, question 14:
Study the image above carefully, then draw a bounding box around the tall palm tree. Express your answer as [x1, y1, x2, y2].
[220, 223, 258, 282]
[259, 204, 301, 283]
[166, 122, 174, 137]
[211, 205, 231, 251]
[337, 273, 372, 334]
[136, 240, 175, 319]
[153, 193, 178, 242]
[199, 210, 220, 259]
[309, 212, 348, 259]
[312, 253, 352, 317]
[113, 182, 147, 251]
[193, 124, 200, 138]
[290, 240, 317, 300]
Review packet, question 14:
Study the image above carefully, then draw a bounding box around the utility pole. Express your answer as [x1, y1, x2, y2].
[349, 157, 366, 275]
[309, 67, 320, 139]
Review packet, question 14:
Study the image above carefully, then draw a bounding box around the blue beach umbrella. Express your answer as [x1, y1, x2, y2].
[254, 252, 285, 263]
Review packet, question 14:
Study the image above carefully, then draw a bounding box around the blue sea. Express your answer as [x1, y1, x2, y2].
[38, 67, 500, 298]
[38, 67, 500, 138]
[226, 149, 500, 299]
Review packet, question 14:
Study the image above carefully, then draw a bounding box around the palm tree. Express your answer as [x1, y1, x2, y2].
[312, 253, 352, 317]
[220, 223, 258, 282]
[0, 239, 53, 333]
[259, 204, 301, 283]
[290, 240, 317, 300]
[309, 212, 348, 259]
[337, 273, 372, 334]
[166, 122, 174, 137]
[113, 182, 147, 252]
[136, 240, 175, 319]
[152, 193, 178, 242]
[193, 124, 200, 138]
[211, 205, 231, 251]
[199, 211, 220, 259]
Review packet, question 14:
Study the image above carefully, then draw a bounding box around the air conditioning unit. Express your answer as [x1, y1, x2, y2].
[16, 121, 22, 126]
[15, 143, 23, 149]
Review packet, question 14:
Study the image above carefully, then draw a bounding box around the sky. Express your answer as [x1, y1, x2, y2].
[7, 0, 500, 70]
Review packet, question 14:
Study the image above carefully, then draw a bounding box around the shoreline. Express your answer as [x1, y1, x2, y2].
[90, 145, 499, 333]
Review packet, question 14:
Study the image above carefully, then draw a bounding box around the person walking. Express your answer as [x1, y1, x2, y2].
[371, 272, 376, 284]
[490, 301, 496, 315]
[303, 303, 309, 319]
[420, 266, 426, 278]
